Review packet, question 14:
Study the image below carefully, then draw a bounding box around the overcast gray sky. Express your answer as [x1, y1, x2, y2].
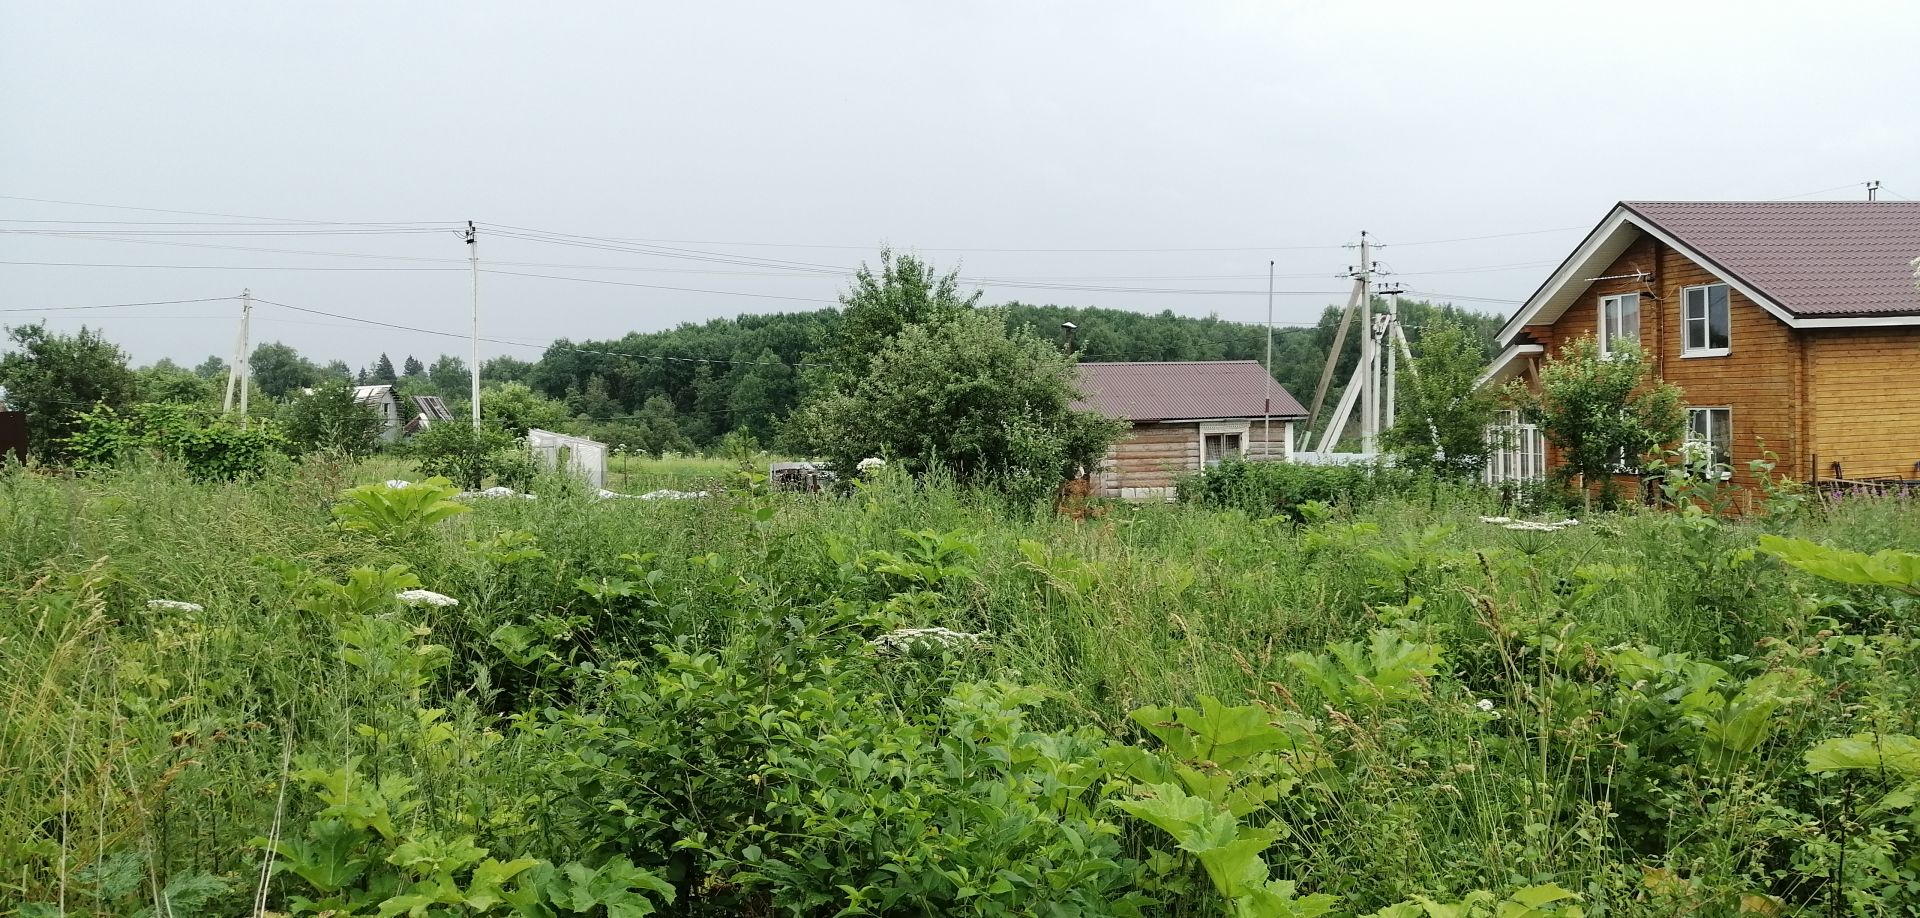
[4, 1, 1917, 368]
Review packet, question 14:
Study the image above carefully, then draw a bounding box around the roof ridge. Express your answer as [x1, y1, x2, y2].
[1623, 199, 1920, 206]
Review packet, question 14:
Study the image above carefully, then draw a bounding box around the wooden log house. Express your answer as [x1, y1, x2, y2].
[1483, 201, 1920, 492]
[1074, 360, 1307, 499]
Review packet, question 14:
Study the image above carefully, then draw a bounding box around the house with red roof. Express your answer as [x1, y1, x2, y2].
[1074, 360, 1306, 499]
[1483, 201, 1920, 490]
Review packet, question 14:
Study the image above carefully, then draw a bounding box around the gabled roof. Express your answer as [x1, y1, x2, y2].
[1074, 360, 1306, 422]
[1500, 201, 1920, 344]
[352, 384, 395, 403]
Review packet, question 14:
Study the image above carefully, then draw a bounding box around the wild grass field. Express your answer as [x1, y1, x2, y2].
[6, 457, 1920, 916]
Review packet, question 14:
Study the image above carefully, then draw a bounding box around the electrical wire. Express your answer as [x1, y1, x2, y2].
[1, 227, 449, 237]
[0, 296, 238, 314]
[479, 269, 842, 304]
[0, 192, 448, 226]
[248, 296, 830, 368]
[1402, 289, 1522, 305]
[1373, 227, 1585, 248]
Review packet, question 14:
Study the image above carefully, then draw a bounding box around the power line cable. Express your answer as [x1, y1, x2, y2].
[248, 296, 830, 367]
[0, 192, 448, 227]
[0, 296, 237, 314]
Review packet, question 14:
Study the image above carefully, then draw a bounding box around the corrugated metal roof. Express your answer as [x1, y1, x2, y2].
[1624, 201, 1920, 318]
[411, 395, 455, 421]
[1074, 360, 1306, 422]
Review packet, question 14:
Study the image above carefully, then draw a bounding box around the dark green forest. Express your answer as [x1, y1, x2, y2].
[509, 298, 1504, 445]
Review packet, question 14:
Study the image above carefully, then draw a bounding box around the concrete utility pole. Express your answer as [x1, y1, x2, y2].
[223, 289, 253, 425]
[1868, 180, 1881, 202]
[1263, 260, 1275, 457]
[1380, 284, 1404, 429]
[1358, 232, 1377, 454]
[466, 221, 481, 426]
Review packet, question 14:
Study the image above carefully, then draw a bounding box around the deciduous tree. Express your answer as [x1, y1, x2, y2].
[1512, 335, 1685, 501]
[790, 305, 1119, 500]
[0, 322, 137, 460]
[1381, 319, 1500, 479]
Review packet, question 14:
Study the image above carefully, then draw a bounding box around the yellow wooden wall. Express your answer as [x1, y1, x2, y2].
[1805, 327, 1920, 480]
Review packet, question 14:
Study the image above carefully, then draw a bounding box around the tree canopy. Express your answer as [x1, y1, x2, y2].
[0, 323, 138, 460]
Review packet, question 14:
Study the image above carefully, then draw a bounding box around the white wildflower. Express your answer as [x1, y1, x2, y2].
[146, 599, 204, 613]
[857, 457, 887, 473]
[384, 479, 412, 489]
[1556, 518, 1581, 527]
[1475, 698, 1495, 712]
[869, 626, 985, 655]
[636, 489, 710, 500]
[1502, 521, 1562, 532]
[395, 589, 459, 608]
[1477, 516, 1512, 524]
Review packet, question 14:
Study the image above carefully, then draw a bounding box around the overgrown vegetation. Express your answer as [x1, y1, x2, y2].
[8, 451, 1918, 915]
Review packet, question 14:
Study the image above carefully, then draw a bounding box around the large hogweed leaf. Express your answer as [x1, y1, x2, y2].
[1759, 535, 1920, 596]
[1288, 629, 1444, 708]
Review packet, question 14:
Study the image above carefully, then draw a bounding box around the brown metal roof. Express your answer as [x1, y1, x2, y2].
[1074, 360, 1306, 422]
[1624, 201, 1920, 318]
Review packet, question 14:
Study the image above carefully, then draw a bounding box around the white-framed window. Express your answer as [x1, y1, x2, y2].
[1599, 293, 1640, 357]
[1686, 407, 1733, 474]
[1485, 410, 1545, 485]
[1201, 422, 1247, 468]
[1682, 283, 1731, 357]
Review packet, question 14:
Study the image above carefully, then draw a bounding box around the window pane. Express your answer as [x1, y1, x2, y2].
[1618, 294, 1639, 343]
[1689, 409, 1709, 441]
[1708, 286, 1730, 349]
[1685, 287, 1705, 319]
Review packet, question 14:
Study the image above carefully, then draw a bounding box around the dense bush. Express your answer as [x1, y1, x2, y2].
[408, 421, 536, 489]
[1176, 456, 1431, 516]
[278, 378, 387, 458]
[63, 401, 287, 479]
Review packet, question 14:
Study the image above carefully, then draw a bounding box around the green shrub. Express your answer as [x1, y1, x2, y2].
[279, 378, 387, 458]
[1176, 457, 1429, 517]
[408, 422, 535, 490]
[63, 401, 287, 480]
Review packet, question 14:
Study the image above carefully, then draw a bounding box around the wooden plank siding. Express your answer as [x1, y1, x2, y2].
[1521, 236, 1803, 491]
[1096, 419, 1292, 498]
[1102, 422, 1196, 495]
[1805, 327, 1920, 480]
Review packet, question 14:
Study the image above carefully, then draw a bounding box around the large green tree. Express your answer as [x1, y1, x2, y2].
[427, 355, 470, 396]
[1514, 335, 1686, 499]
[0, 322, 138, 460]
[826, 249, 980, 379]
[480, 381, 568, 435]
[1380, 319, 1501, 479]
[790, 305, 1119, 498]
[249, 341, 319, 399]
[278, 379, 387, 458]
[135, 359, 217, 406]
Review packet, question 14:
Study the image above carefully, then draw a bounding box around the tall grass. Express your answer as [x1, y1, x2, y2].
[3, 456, 1918, 913]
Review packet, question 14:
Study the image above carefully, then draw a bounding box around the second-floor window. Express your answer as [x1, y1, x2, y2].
[1683, 283, 1731, 356]
[1599, 293, 1640, 357]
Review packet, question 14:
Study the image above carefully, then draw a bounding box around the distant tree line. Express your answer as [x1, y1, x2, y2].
[2, 270, 1504, 457]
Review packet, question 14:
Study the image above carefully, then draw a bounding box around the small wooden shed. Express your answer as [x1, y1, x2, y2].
[1075, 361, 1306, 499]
[352, 385, 404, 443]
